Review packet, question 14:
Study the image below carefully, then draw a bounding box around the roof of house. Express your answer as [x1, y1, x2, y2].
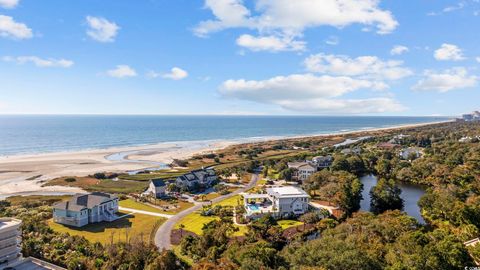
[312, 155, 333, 162]
[178, 168, 217, 182]
[377, 142, 400, 149]
[266, 186, 309, 198]
[53, 192, 117, 212]
[288, 162, 316, 170]
[151, 178, 166, 187]
[0, 217, 22, 231]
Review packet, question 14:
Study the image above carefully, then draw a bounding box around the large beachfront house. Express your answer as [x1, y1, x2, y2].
[52, 192, 119, 227]
[145, 178, 167, 198]
[175, 168, 217, 190]
[287, 162, 317, 181]
[310, 155, 333, 169]
[243, 186, 310, 219]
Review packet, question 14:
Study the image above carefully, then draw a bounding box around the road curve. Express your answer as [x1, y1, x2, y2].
[154, 173, 259, 250]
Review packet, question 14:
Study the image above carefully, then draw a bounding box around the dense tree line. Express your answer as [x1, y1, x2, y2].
[303, 170, 363, 216]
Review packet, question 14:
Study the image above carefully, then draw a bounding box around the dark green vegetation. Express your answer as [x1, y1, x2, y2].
[303, 170, 363, 217]
[369, 178, 404, 214]
[4, 121, 480, 269]
[173, 121, 480, 269]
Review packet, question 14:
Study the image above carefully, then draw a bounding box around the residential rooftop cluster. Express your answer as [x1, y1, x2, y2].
[462, 111, 480, 122]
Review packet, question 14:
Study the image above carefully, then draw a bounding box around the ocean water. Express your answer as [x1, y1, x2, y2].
[0, 115, 450, 156]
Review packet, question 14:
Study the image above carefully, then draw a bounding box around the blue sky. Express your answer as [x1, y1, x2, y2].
[0, 0, 479, 116]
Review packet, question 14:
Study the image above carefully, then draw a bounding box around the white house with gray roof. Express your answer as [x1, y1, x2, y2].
[52, 192, 118, 227]
[243, 186, 310, 219]
[288, 162, 317, 181]
[145, 178, 167, 198]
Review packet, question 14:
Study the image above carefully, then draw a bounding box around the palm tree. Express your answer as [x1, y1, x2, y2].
[179, 224, 185, 238]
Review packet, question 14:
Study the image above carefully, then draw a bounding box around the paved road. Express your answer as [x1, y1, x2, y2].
[154, 173, 260, 250]
[118, 206, 174, 218]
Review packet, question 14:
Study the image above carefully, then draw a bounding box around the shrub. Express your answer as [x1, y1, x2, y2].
[93, 172, 106, 179]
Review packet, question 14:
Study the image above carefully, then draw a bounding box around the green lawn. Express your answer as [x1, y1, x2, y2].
[48, 212, 165, 244]
[278, 220, 304, 229]
[119, 199, 168, 214]
[174, 195, 246, 236]
[216, 195, 242, 207]
[174, 212, 247, 236]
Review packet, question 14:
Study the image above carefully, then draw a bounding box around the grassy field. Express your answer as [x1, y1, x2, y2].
[174, 212, 247, 236]
[118, 169, 191, 181]
[44, 176, 148, 194]
[119, 198, 193, 214]
[119, 199, 167, 213]
[174, 195, 246, 236]
[48, 212, 165, 245]
[6, 195, 71, 205]
[278, 220, 304, 229]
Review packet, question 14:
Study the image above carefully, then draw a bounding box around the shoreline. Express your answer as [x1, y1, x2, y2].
[0, 119, 454, 199]
[0, 118, 453, 160]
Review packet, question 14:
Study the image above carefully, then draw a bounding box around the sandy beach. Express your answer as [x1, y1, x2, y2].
[0, 140, 236, 199]
[0, 119, 453, 199]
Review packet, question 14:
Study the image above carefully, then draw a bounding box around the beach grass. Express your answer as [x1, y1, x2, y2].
[47, 212, 165, 245]
[44, 176, 149, 194]
[118, 169, 191, 181]
[6, 195, 71, 205]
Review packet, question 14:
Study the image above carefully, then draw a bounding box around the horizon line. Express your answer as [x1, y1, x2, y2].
[0, 113, 456, 117]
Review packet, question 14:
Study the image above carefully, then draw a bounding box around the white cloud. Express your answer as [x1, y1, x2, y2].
[0, 15, 32, 39]
[476, 57, 480, 63]
[443, 1, 467, 13]
[107, 65, 137, 78]
[150, 67, 189, 80]
[304, 53, 412, 81]
[236, 34, 305, 52]
[0, 0, 19, 9]
[390, 45, 409, 55]
[434, 43, 465, 61]
[325, 36, 339, 46]
[2, 56, 74, 68]
[413, 67, 478, 92]
[219, 73, 403, 114]
[195, 0, 398, 51]
[277, 98, 405, 114]
[428, 1, 474, 16]
[86, 16, 119, 43]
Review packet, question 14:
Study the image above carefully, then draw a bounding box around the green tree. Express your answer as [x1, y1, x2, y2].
[370, 178, 404, 214]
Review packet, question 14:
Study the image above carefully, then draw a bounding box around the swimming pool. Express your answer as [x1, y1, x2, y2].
[248, 204, 260, 211]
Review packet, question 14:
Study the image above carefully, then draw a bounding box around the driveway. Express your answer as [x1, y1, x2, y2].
[154, 172, 260, 250]
[118, 206, 174, 218]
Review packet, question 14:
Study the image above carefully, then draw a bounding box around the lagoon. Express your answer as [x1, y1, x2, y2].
[359, 174, 426, 223]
